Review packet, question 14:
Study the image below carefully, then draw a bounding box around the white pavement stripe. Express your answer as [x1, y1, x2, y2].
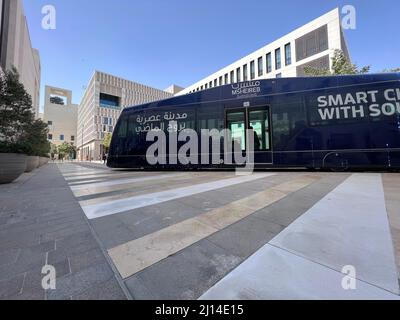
[62, 170, 108, 177]
[68, 179, 107, 186]
[200, 244, 400, 300]
[70, 173, 186, 191]
[65, 172, 133, 181]
[82, 173, 275, 220]
[200, 173, 400, 299]
[107, 175, 317, 279]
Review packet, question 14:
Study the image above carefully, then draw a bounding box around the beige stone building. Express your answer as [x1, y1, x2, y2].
[178, 8, 349, 95]
[43, 86, 78, 150]
[77, 71, 174, 161]
[0, 0, 41, 118]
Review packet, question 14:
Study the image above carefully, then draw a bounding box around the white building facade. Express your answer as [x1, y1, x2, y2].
[43, 86, 78, 150]
[77, 71, 174, 161]
[178, 8, 349, 95]
[0, 0, 41, 118]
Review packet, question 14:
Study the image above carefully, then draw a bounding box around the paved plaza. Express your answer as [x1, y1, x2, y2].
[0, 162, 399, 299]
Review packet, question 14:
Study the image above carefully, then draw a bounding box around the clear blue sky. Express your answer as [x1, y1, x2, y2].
[23, 0, 400, 111]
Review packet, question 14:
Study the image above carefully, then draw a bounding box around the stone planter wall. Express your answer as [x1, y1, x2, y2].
[0, 153, 27, 184]
[39, 157, 49, 167]
[25, 156, 40, 172]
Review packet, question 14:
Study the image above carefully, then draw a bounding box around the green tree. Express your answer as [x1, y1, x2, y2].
[381, 68, 400, 73]
[304, 50, 370, 76]
[23, 119, 51, 156]
[0, 67, 35, 153]
[50, 143, 58, 158]
[102, 133, 112, 153]
[57, 142, 76, 159]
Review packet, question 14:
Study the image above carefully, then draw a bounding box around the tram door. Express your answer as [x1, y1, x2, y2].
[225, 106, 272, 165]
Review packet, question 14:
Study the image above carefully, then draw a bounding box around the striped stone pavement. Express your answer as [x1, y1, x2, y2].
[58, 163, 400, 300]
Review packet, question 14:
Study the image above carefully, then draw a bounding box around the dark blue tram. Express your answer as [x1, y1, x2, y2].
[107, 73, 400, 170]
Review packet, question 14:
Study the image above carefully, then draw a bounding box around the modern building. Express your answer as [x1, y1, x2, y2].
[77, 71, 174, 161]
[43, 86, 78, 150]
[164, 84, 184, 95]
[0, 0, 41, 118]
[177, 8, 349, 95]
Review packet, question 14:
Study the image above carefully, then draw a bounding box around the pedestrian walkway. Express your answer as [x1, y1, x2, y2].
[0, 164, 127, 300]
[58, 163, 400, 300]
[3, 162, 399, 300]
[200, 174, 400, 299]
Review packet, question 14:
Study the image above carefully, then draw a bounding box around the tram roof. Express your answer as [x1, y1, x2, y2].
[123, 73, 400, 113]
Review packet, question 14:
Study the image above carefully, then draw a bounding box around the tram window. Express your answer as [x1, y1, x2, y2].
[227, 111, 246, 151]
[249, 109, 270, 150]
[117, 119, 127, 138]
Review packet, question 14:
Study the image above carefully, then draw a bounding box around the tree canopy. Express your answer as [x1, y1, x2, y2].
[102, 133, 112, 152]
[0, 67, 50, 156]
[304, 50, 371, 76]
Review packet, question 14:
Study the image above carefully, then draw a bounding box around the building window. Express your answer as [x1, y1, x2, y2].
[257, 57, 263, 76]
[108, 126, 113, 132]
[209, 81, 212, 88]
[214, 79, 217, 87]
[295, 25, 328, 62]
[230, 70, 234, 83]
[243, 64, 248, 81]
[236, 67, 241, 82]
[285, 43, 292, 66]
[250, 61, 255, 80]
[200, 85, 203, 90]
[47, 121, 53, 126]
[276, 73, 282, 78]
[205, 83, 208, 89]
[60, 134, 64, 141]
[224, 73, 228, 84]
[71, 135, 75, 141]
[275, 48, 281, 70]
[219, 76, 223, 86]
[48, 134, 53, 140]
[266, 53, 272, 73]
[99, 93, 120, 109]
[103, 117, 109, 125]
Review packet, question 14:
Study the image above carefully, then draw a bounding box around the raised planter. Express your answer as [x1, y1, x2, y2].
[25, 156, 39, 172]
[39, 157, 49, 167]
[0, 153, 27, 184]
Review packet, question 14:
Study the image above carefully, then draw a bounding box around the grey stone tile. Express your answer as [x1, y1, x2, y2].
[91, 200, 205, 249]
[72, 278, 126, 300]
[125, 239, 243, 300]
[207, 216, 285, 259]
[16, 267, 46, 300]
[0, 248, 20, 266]
[40, 224, 91, 242]
[253, 175, 349, 227]
[0, 274, 24, 299]
[68, 248, 105, 273]
[0, 249, 46, 281]
[47, 263, 114, 300]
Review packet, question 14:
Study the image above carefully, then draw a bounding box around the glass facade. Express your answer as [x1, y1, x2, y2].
[275, 48, 281, 70]
[250, 60, 255, 80]
[99, 93, 120, 109]
[266, 53, 272, 73]
[258, 56, 263, 76]
[243, 64, 248, 81]
[285, 43, 292, 66]
[236, 67, 241, 82]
